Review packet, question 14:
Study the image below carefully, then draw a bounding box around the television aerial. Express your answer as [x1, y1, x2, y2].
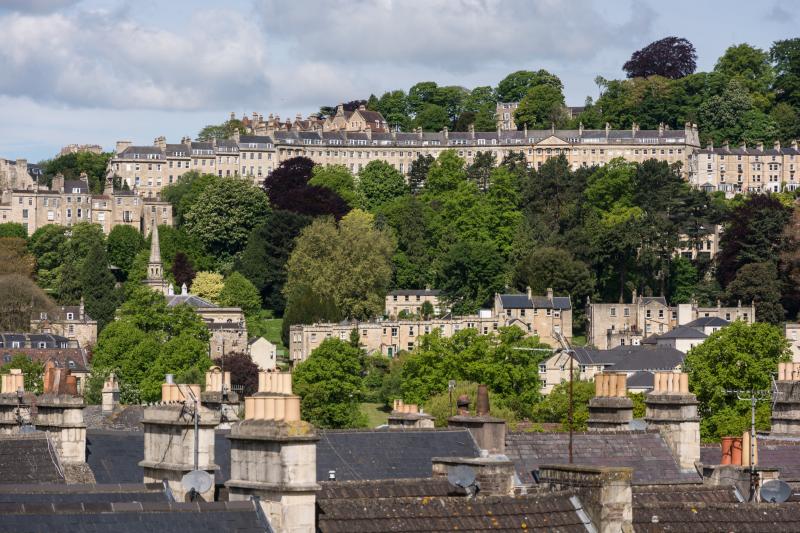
[759, 479, 792, 503]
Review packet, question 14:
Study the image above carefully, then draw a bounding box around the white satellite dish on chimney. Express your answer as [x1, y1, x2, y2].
[181, 470, 213, 498]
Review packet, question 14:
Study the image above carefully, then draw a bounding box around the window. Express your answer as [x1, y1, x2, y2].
[646, 309, 651, 319]
[623, 307, 630, 317]
[538, 364, 546, 373]
[610, 307, 616, 317]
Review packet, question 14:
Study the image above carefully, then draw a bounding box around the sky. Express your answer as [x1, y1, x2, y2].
[0, 0, 797, 162]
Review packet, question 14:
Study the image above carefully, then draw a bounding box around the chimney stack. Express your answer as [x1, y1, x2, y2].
[468, 123, 475, 139]
[645, 372, 700, 471]
[546, 287, 554, 302]
[101, 372, 119, 415]
[226, 372, 319, 532]
[771, 362, 800, 435]
[588, 373, 633, 431]
[0, 369, 32, 432]
[388, 399, 434, 428]
[36, 362, 86, 464]
[448, 385, 506, 454]
[538, 465, 633, 533]
[140, 379, 220, 502]
[775, 140, 781, 151]
[202, 366, 239, 428]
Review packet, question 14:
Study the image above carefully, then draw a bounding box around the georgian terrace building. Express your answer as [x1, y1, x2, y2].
[108, 123, 701, 196]
[289, 288, 572, 364]
[696, 140, 800, 196]
[0, 173, 171, 236]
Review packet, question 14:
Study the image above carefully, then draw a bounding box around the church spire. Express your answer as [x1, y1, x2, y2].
[147, 221, 163, 282]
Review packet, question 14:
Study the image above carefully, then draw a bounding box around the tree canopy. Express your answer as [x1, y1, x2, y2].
[623, 37, 698, 79]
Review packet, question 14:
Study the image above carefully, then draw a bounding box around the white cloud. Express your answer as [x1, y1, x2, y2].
[257, 0, 652, 71]
[0, 6, 271, 110]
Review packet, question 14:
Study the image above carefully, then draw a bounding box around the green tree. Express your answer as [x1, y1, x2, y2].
[161, 172, 220, 226]
[770, 38, 800, 108]
[90, 286, 211, 402]
[309, 165, 358, 207]
[377, 195, 435, 289]
[0, 354, 45, 393]
[408, 154, 435, 192]
[714, 43, 774, 99]
[218, 272, 262, 316]
[0, 223, 27, 239]
[413, 103, 450, 131]
[0, 274, 56, 331]
[357, 160, 407, 211]
[57, 223, 106, 304]
[106, 225, 145, 278]
[183, 177, 270, 258]
[80, 241, 118, 331]
[292, 338, 366, 428]
[514, 84, 567, 129]
[197, 118, 248, 141]
[531, 380, 596, 431]
[191, 271, 224, 302]
[434, 239, 506, 314]
[284, 210, 395, 322]
[686, 321, 790, 440]
[496, 70, 563, 102]
[234, 210, 311, 314]
[41, 151, 112, 192]
[726, 262, 784, 324]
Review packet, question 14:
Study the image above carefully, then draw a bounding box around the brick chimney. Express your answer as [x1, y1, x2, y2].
[538, 465, 633, 533]
[226, 371, 318, 532]
[447, 384, 506, 454]
[388, 399, 434, 428]
[36, 362, 86, 464]
[101, 372, 119, 415]
[588, 373, 633, 431]
[771, 362, 800, 435]
[139, 378, 220, 502]
[645, 372, 700, 471]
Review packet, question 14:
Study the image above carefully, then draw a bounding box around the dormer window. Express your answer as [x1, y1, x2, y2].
[66, 312, 74, 320]
[72, 188, 81, 193]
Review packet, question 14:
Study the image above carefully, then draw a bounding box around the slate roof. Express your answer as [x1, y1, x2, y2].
[0, 500, 267, 533]
[505, 430, 701, 485]
[685, 316, 730, 328]
[633, 502, 800, 532]
[0, 483, 167, 504]
[641, 296, 668, 306]
[165, 294, 217, 309]
[655, 326, 707, 340]
[607, 345, 685, 372]
[316, 428, 480, 481]
[0, 333, 73, 349]
[571, 347, 623, 366]
[316, 492, 588, 532]
[0, 433, 64, 484]
[626, 371, 655, 390]
[632, 484, 740, 505]
[318, 478, 462, 500]
[87, 430, 232, 484]
[701, 437, 800, 481]
[498, 293, 571, 310]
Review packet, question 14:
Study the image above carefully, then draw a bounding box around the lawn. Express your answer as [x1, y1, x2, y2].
[361, 402, 390, 428]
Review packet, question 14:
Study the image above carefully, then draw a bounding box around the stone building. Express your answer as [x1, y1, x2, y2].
[786, 323, 800, 362]
[0, 157, 35, 191]
[0, 173, 171, 236]
[0, 333, 90, 393]
[586, 291, 755, 350]
[496, 102, 520, 131]
[59, 144, 103, 157]
[696, 140, 800, 196]
[385, 288, 446, 318]
[289, 288, 571, 364]
[30, 299, 98, 348]
[108, 122, 701, 194]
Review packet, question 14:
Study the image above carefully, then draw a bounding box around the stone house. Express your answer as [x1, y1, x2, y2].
[30, 300, 98, 349]
[385, 289, 446, 318]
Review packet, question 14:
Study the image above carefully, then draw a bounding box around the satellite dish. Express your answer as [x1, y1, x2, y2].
[760, 479, 792, 503]
[181, 470, 213, 495]
[447, 464, 477, 490]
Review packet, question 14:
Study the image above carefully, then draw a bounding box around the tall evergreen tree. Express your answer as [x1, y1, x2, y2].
[80, 241, 118, 331]
[171, 251, 195, 289]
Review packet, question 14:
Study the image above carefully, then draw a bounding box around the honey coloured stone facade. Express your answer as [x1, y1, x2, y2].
[30, 301, 98, 349]
[0, 158, 35, 191]
[695, 140, 800, 196]
[385, 289, 447, 318]
[289, 288, 571, 364]
[0, 173, 171, 236]
[587, 292, 755, 350]
[108, 122, 701, 195]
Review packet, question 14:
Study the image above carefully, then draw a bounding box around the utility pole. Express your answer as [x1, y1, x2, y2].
[552, 331, 575, 464]
[727, 388, 772, 501]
